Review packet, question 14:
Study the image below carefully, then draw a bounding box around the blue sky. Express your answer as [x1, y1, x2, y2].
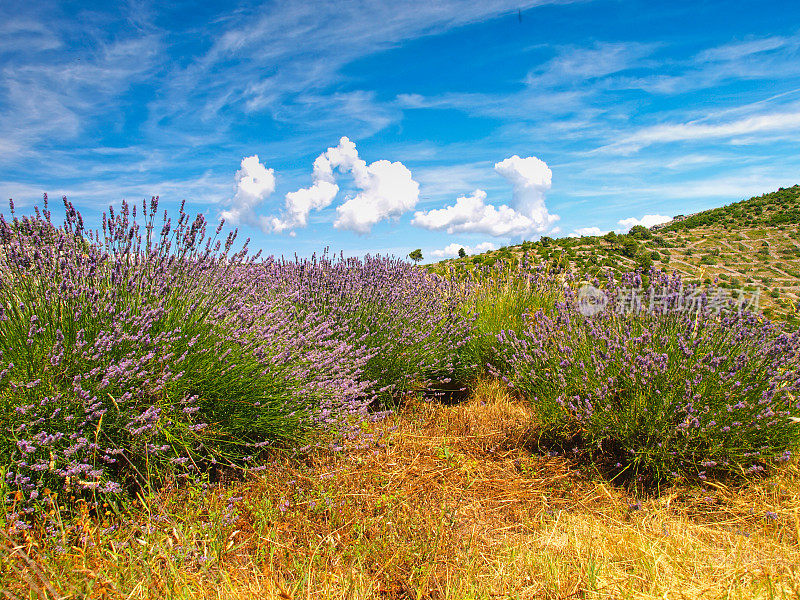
[2, 0, 800, 261]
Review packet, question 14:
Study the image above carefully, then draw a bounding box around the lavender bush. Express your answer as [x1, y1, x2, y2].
[0, 197, 370, 511]
[269, 251, 475, 406]
[455, 256, 566, 374]
[493, 269, 800, 488]
[5, 189, 796, 523]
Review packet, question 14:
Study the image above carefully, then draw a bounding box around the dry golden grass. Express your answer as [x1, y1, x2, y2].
[4, 379, 800, 599]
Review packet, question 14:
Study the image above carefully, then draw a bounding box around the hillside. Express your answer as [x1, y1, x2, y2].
[430, 185, 800, 327]
[657, 185, 800, 231]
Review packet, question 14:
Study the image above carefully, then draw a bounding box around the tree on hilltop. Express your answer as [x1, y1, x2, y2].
[628, 225, 652, 240]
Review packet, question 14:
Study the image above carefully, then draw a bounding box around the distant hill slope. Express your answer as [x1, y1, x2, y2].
[430, 185, 800, 327]
[656, 184, 800, 231]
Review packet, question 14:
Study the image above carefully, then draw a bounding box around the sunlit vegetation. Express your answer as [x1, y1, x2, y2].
[2, 192, 800, 598]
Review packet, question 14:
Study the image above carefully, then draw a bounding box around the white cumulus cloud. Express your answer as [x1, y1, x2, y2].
[494, 155, 557, 230]
[220, 155, 276, 226]
[334, 156, 420, 234]
[569, 226, 609, 238]
[267, 136, 419, 235]
[411, 154, 559, 238]
[616, 214, 671, 231]
[429, 241, 497, 259]
[412, 190, 536, 236]
[268, 153, 339, 234]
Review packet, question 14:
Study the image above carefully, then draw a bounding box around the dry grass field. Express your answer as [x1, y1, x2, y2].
[5, 380, 800, 600]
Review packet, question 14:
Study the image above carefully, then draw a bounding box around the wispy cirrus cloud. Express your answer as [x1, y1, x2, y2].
[399, 41, 657, 120]
[0, 171, 234, 213]
[0, 17, 62, 55]
[0, 4, 163, 153]
[607, 32, 800, 96]
[695, 36, 793, 63]
[1, 0, 579, 223]
[398, 31, 800, 161]
[147, 0, 570, 138]
[524, 41, 660, 86]
[599, 108, 800, 154]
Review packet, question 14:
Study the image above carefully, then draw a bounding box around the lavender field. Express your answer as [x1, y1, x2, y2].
[2, 198, 800, 597]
